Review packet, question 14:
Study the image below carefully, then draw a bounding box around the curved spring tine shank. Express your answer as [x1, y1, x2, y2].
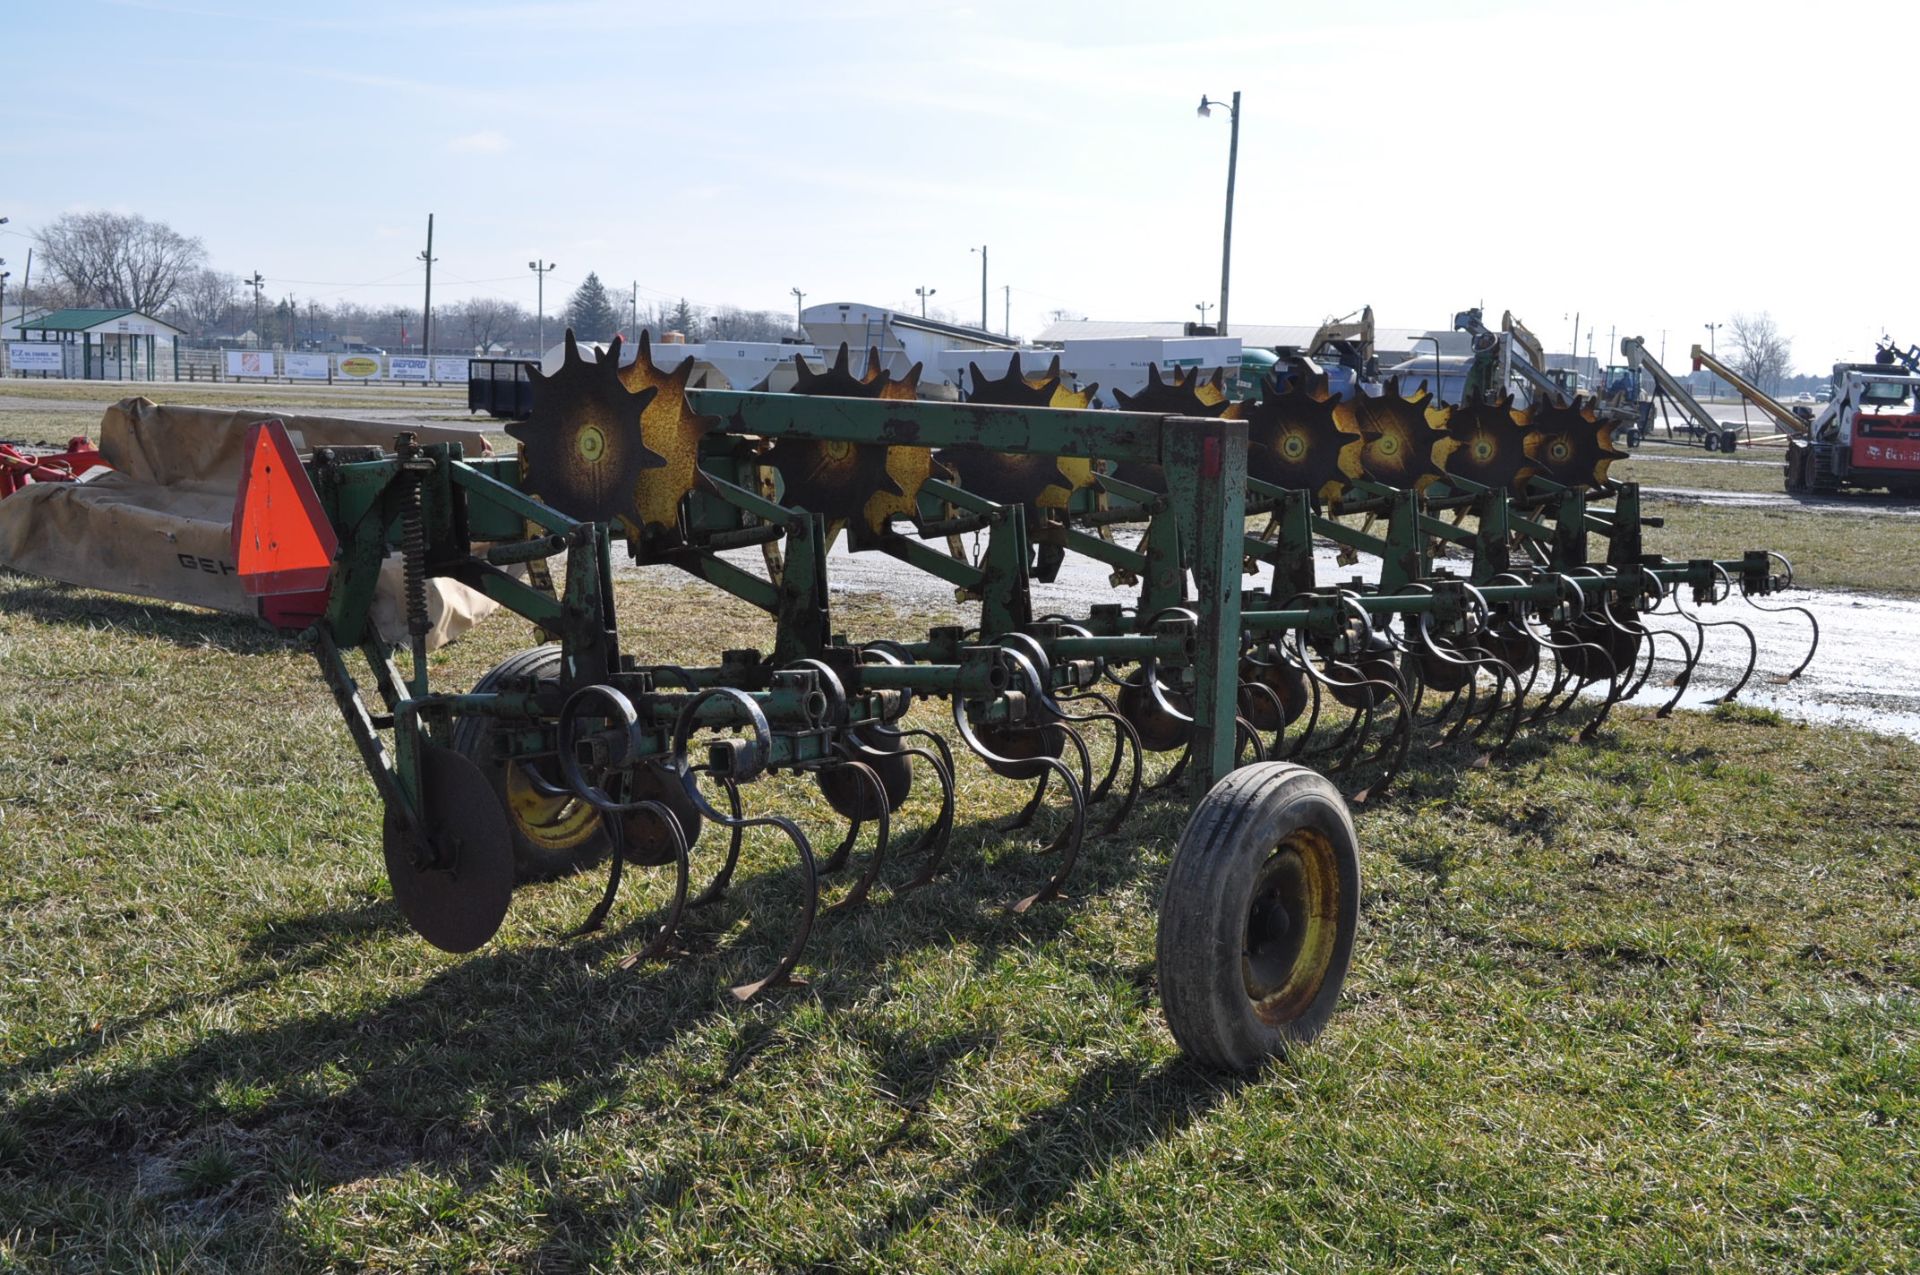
[821, 761, 890, 915]
[950, 692, 1087, 911]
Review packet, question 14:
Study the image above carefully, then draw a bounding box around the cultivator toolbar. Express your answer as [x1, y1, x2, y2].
[239, 333, 1817, 1071]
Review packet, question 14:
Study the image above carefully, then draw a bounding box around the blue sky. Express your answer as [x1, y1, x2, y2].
[6, 0, 1914, 371]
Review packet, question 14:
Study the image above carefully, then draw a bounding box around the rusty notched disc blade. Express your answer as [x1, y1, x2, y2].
[1524, 395, 1628, 489]
[943, 353, 1097, 512]
[764, 343, 933, 535]
[506, 331, 662, 528]
[1343, 377, 1445, 489]
[383, 745, 516, 954]
[1435, 395, 1533, 491]
[965, 352, 1058, 408]
[1111, 363, 1232, 418]
[1240, 382, 1366, 503]
[613, 331, 723, 534]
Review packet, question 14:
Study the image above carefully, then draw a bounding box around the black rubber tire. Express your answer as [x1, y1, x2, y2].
[1157, 762, 1359, 1072]
[450, 645, 611, 884]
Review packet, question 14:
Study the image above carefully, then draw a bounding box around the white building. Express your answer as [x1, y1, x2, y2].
[800, 302, 1015, 388]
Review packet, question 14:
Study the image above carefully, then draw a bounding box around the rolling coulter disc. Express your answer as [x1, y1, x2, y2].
[1157, 762, 1359, 1071]
[1115, 669, 1192, 753]
[1240, 382, 1366, 504]
[1524, 395, 1628, 489]
[816, 724, 914, 819]
[1553, 615, 1643, 682]
[1240, 647, 1309, 732]
[1344, 377, 1446, 490]
[971, 717, 1069, 781]
[383, 745, 516, 954]
[1435, 395, 1533, 491]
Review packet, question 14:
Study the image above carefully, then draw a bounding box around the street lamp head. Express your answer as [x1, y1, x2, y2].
[1197, 95, 1211, 118]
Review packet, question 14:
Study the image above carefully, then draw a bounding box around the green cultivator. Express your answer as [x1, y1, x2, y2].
[237, 333, 1817, 1071]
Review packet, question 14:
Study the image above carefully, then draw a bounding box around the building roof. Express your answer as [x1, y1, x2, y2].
[1033, 317, 1437, 355]
[19, 307, 184, 336]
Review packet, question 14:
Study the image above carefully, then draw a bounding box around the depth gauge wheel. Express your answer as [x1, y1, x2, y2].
[1157, 762, 1358, 1071]
[451, 645, 613, 883]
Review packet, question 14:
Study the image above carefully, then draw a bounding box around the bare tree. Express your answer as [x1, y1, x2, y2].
[37, 211, 207, 313]
[1728, 312, 1793, 395]
[167, 268, 240, 338]
[705, 305, 793, 343]
[455, 297, 523, 352]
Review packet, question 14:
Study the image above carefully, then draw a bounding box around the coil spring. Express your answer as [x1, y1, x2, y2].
[402, 474, 429, 638]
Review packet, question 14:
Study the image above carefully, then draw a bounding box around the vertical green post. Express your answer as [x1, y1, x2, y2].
[1165, 414, 1247, 794]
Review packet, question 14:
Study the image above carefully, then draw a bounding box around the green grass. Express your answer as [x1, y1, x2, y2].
[1612, 452, 1790, 495]
[1630, 501, 1920, 596]
[2, 570, 1916, 1272]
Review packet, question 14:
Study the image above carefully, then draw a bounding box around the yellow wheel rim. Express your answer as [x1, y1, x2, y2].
[1242, 827, 1342, 1025]
[503, 761, 601, 852]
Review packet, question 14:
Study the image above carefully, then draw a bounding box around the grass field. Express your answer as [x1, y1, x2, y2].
[2, 569, 1916, 1272]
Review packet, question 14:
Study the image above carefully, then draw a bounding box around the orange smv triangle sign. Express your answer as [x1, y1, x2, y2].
[230, 418, 339, 597]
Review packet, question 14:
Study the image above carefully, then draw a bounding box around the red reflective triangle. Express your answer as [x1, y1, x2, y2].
[230, 418, 338, 596]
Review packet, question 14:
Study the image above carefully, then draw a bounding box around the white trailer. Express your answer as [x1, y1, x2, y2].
[1054, 337, 1242, 407]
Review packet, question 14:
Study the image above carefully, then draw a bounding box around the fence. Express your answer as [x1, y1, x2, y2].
[3, 342, 480, 386]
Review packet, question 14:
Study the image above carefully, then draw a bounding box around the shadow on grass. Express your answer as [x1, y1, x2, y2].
[0, 575, 289, 655]
[0, 780, 1223, 1264]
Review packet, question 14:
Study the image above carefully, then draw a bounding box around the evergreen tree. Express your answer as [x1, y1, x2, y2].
[566, 272, 620, 342]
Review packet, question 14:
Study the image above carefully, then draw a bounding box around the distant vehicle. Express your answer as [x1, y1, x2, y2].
[344, 343, 386, 356]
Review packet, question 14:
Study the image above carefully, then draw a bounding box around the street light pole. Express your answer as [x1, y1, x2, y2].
[970, 246, 986, 330]
[915, 285, 936, 318]
[791, 287, 806, 336]
[529, 259, 557, 354]
[1704, 321, 1722, 399]
[418, 213, 437, 364]
[1195, 300, 1213, 329]
[1197, 91, 1240, 338]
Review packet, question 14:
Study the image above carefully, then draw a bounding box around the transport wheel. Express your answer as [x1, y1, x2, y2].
[1157, 762, 1359, 1071]
[451, 645, 612, 882]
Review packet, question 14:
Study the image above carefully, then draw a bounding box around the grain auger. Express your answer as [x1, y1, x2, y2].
[234, 331, 1355, 1072]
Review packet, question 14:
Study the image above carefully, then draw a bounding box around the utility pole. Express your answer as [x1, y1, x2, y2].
[528, 259, 557, 355]
[18, 247, 30, 323]
[1196, 300, 1213, 329]
[1567, 310, 1579, 379]
[1003, 284, 1010, 336]
[1197, 91, 1240, 337]
[915, 285, 936, 317]
[791, 286, 806, 336]
[631, 281, 638, 338]
[970, 245, 987, 330]
[244, 272, 265, 349]
[418, 214, 437, 363]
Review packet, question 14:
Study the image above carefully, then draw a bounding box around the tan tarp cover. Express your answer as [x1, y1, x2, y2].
[0, 397, 501, 649]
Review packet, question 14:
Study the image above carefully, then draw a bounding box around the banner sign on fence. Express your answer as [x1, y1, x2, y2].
[284, 353, 330, 380]
[337, 355, 382, 379]
[389, 356, 429, 381]
[226, 350, 275, 378]
[8, 343, 64, 373]
[432, 357, 469, 383]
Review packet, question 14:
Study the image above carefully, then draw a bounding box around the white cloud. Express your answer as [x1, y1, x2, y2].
[447, 130, 510, 154]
